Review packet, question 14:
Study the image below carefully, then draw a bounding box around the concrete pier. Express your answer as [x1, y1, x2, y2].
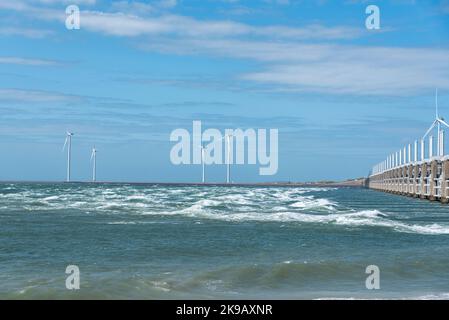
[368, 157, 449, 203]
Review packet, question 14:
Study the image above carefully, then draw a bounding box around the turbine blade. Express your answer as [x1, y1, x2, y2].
[438, 119, 449, 128]
[62, 136, 68, 152]
[219, 133, 233, 142]
[423, 120, 438, 139]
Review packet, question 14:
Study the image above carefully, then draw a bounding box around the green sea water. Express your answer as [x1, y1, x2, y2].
[1, 183, 449, 299]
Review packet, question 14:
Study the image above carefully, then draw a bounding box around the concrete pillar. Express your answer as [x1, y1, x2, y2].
[413, 164, 419, 196]
[389, 170, 392, 192]
[421, 163, 427, 198]
[441, 160, 449, 203]
[390, 169, 394, 192]
[403, 166, 407, 194]
[429, 160, 437, 201]
[393, 169, 398, 192]
[408, 165, 413, 194]
[385, 170, 388, 191]
[403, 167, 407, 194]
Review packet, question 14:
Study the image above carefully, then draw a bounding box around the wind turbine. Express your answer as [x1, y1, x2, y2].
[198, 133, 233, 184]
[423, 89, 449, 157]
[200, 144, 205, 183]
[91, 147, 97, 182]
[225, 133, 232, 184]
[63, 131, 74, 182]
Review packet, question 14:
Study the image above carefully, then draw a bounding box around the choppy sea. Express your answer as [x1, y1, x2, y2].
[1, 183, 449, 299]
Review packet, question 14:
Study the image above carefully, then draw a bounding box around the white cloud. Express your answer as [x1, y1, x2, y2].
[111, 1, 155, 14]
[0, 27, 53, 38]
[0, 1, 363, 40]
[109, 0, 177, 15]
[1, 0, 448, 96]
[0, 56, 60, 66]
[156, 0, 177, 8]
[141, 38, 449, 95]
[28, 0, 97, 5]
[0, 89, 82, 103]
[246, 46, 449, 95]
[76, 11, 363, 39]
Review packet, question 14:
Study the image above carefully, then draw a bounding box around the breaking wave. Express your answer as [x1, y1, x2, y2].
[1, 183, 449, 235]
[2, 183, 449, 299]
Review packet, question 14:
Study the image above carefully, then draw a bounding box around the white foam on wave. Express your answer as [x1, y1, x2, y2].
[107, 221, 137, 225]
[180, 199, 222, 213]
[290, 197, 336, 210]
[98, 202, 134, 210]
[149, 281, 171, 292]
[397, 223, 449, 235]
[170, 207, 449, 235]
[4, 185, 449, 236]
[106, 221, 165, 225]
[42, 196, 59, 201]
[330, 210, 449, 235]
[412, 293, 449, 300]
[125, 195, 147, 201]
[216, 194, 252, 205]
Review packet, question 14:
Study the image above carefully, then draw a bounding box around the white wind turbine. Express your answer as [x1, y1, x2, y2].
[226, 134, 232, 184]
[423, 89, 449, 157]
[90, 146, 97, 182]
[62, 131, 74, 182]
[197, 133, 233, 184]
[200, 144, 205, 184]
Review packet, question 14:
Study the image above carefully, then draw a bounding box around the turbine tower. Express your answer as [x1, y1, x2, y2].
[91, 147, 97, 182]
[226, 134, 232, 184]
[200, 144, 205, 183]
[63, 131, 74, 182]
[423, 89, 449, 158]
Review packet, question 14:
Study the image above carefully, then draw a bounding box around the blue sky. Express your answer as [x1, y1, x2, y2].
[0, 0, 449, 182]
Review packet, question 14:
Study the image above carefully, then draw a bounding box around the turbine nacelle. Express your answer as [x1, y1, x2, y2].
[422, 89, 449, 140]
[63, 131, 74, 151]
[91, 146, 97, 182]
[63, 131, 74, 182]
[90, 147, 97, 161]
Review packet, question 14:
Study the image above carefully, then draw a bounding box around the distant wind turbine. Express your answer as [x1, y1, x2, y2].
[91, 147, 97, 182]
[423, 89, 449, 157]
[200, 144, 205, 183]
[226, 134, 232, 184]
[62, 131, 74, 182]
[198, 133, 233, 184]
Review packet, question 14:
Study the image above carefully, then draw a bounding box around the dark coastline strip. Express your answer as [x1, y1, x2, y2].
[0, 180, 366, 188]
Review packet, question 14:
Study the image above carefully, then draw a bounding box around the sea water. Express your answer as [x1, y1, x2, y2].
[1, 183, 449, 299]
